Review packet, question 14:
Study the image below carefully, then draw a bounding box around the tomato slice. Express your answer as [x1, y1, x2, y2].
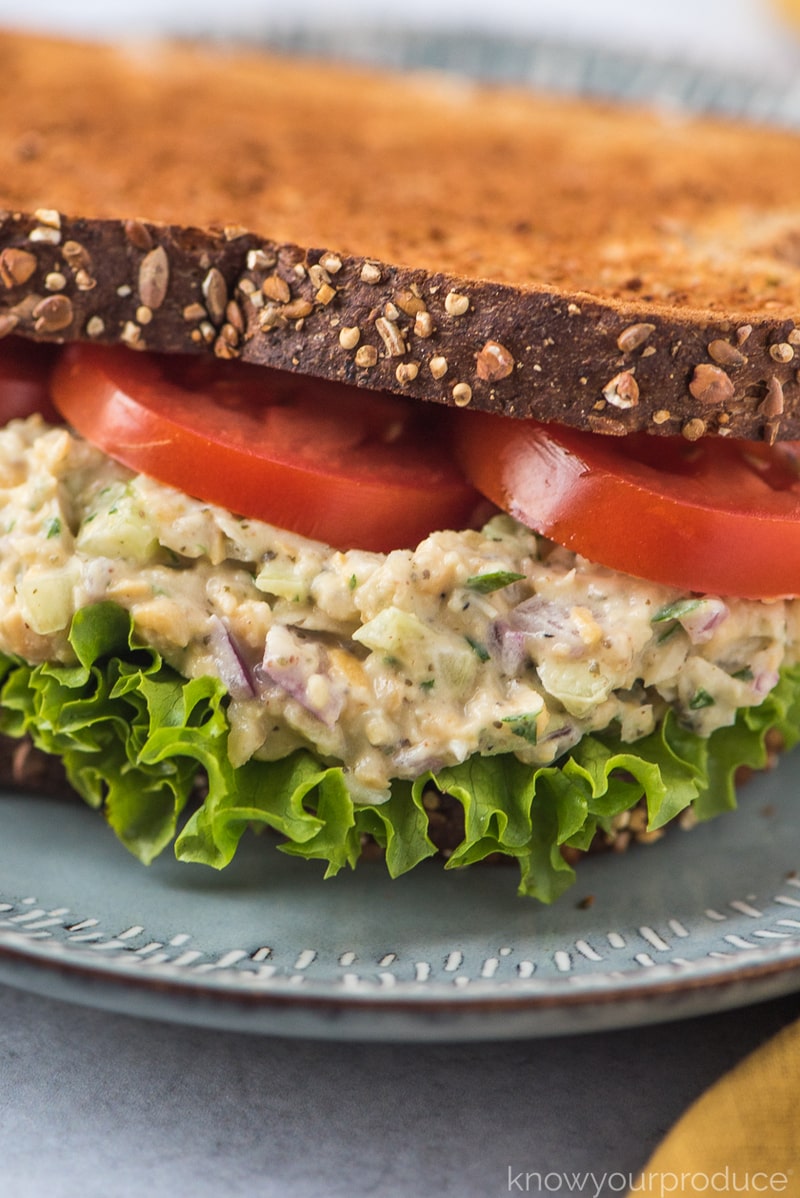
[50, 345, 481, 552]
[0, 337, 61, 424]
[453, 410, 800, 599]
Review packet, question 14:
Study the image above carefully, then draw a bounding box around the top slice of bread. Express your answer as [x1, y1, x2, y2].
[2, 31, 800, 438]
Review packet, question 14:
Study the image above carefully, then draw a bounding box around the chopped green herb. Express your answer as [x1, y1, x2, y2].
[652, 598, 702, 624]
[466, 570, 526, 594]
[689, 688, 715, 710]
[501, 713, 539, 744]
[465, 636, 490, 662]
[732, 667, 754, 682]
[45, 517, 62, 539]
[420, 679, 435, 691]
[348, 574, 358, 591]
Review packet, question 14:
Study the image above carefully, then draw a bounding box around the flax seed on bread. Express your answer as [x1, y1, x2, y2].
[3, 30, 800, 438]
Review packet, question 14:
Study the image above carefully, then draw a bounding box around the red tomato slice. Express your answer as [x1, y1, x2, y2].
[50, 345, 481, 552]
[0, 337, 61, 424]
[453, 410, 800, 599]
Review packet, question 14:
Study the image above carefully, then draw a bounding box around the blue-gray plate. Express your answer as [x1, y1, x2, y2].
[0, 751, 798, 1039]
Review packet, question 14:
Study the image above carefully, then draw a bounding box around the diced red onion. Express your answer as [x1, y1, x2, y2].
[541, 724, 573, 744]
[751, 669, 780, 698]
[207, 615, 256, 699]
[506, 596, 587, 659]
[488, 620, 528, 675]
[392, 743, 445, 775]
[678, 599, 728, 644]
[508, 596, 566, 637]
[260, 624, 344, 726]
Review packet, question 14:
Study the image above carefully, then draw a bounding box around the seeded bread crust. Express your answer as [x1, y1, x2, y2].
[3, 31, 800, 438]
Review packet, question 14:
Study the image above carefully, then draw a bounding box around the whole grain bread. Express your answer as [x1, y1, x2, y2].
[2, 30, 800, 438]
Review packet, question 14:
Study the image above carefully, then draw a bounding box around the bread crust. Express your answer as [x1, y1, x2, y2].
[3, 31, 800, 439]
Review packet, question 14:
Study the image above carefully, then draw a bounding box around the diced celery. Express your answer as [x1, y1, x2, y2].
[481, 513, 523, 541]
[354, 606, 429, 654]
[439, 644, 480, 690]
[536, 660, 611, 718]
[76, 483, 158, 564]
[254, 559, 310, 602]
[17, 565, 77, 634]
[354, 605, 478, 689]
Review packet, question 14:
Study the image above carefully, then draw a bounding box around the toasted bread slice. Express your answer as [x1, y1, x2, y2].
[2, 30, 800, 438]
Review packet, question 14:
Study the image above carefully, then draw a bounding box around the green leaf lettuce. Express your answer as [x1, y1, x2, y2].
[1, 601, 798, 902]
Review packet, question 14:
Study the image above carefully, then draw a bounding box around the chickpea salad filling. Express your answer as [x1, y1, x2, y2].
[1, 414, 799, 901]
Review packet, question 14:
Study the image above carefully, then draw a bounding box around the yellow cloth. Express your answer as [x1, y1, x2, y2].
[772, 0, 800, 29]
[628, 1017, 800, 1197]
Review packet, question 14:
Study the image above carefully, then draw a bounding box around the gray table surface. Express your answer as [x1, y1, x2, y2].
[1, 980, 798, 1197]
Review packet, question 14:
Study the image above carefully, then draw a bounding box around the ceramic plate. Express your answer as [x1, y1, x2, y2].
[2, 35, 800, 1041]
[0, 749, 799, 1040]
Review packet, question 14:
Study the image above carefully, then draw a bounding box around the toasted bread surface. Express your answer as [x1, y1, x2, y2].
[2, 30, 800, 436]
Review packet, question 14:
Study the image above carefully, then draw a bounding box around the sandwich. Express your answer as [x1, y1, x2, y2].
[2, 30, 800, 902]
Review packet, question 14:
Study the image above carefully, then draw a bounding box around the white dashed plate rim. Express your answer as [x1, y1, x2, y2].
[0, 746, 799, 1040]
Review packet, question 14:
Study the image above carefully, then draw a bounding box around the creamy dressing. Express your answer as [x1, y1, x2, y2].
[0, 417, 797, 803]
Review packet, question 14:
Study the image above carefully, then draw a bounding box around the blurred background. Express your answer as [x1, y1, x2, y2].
[0, 0, 796, 66]
[3, 0, 800, 125]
